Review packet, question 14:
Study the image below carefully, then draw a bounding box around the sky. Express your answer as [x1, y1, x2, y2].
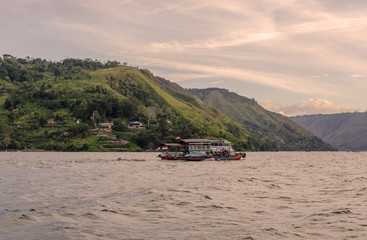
[1, 0, 367, 116]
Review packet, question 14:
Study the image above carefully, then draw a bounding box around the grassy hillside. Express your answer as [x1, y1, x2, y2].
[0, 56, 271, 151]
[291, 112, 367, 151]
[188, 88, 335, 151]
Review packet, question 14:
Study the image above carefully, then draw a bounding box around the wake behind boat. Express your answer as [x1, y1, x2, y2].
[157, 139, 246, 161]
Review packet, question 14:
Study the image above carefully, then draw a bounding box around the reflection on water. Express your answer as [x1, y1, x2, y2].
[1, 152, 367, 239]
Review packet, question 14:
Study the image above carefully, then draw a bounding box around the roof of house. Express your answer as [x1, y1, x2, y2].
[180, 139, 214, 144]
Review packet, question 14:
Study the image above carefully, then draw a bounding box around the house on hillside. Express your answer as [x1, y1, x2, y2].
[45, 118, 56, 127]
[128, 121, 145, 129]
[99, 121, 113, 132]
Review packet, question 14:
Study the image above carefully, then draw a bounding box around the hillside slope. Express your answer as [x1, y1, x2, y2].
[0, 56, 270, 151]
[187, 88, 334, 151]
[291, 112, 367, 151]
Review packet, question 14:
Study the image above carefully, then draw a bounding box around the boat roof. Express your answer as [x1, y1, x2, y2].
[212, 140, 231, 143]
[180, 139, 214, 144]
[160, 139, 231, 146]
[163, 143, 183, 147]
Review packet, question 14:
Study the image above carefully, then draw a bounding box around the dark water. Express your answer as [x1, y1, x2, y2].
[1, 152, 366, 240]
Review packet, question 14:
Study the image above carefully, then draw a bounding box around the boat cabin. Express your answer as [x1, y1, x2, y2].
[211, 140, 233, 153]
[157, 138, 244, 160]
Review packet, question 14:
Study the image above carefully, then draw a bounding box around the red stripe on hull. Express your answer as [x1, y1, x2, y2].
[160, 154, 242, 161]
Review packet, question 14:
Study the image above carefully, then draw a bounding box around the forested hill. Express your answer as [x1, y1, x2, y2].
[187, 88, 335, 151]
[291, 112, 367, 151]
[0, 55, 273, 151]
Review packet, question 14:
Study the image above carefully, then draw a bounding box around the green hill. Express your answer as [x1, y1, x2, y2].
[188, 88, 334, 151]
[291, 112, 367, 151]
[0, 55, 272, 151]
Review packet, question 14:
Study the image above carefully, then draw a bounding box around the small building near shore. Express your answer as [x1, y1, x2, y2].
[98, 121, 114, 132]
[128, 121, 144, 129]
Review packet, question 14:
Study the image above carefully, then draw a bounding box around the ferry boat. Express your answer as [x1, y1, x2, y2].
[158, 139, 246, 161]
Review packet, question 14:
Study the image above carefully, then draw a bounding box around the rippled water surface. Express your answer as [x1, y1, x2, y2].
[1, 152, 367, 239]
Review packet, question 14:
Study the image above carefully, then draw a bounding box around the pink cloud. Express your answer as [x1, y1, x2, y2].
[261, 98, 358, 116]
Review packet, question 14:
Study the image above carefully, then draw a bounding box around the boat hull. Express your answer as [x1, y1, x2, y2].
[160, 154, 242, 161]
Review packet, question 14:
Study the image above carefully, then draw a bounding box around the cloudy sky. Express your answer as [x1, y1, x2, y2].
[1, 0, 366, 116]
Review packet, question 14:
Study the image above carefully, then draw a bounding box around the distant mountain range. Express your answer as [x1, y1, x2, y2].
[291, 112, 367, 151]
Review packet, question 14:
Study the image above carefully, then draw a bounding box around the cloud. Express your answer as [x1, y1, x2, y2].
[150, 31, 280, 51]
[211, 80, 224, 85]
[349, 74, 364, 78]
[260, 99, 357, 116]
[1, 0, 367, 111]
[141, 58, 341, 97]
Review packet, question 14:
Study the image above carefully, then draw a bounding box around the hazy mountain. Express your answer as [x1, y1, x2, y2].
[291, 112, 367, 151]
[184, 88, 334, 151]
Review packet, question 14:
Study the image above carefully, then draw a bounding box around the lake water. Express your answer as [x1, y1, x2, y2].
[1, 152, 366, 240]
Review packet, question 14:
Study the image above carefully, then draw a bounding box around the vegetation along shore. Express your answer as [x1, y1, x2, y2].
[0, 55, 334, 152]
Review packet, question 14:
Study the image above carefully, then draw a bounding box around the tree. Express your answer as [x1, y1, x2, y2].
[39, 116, 47, 127]
[158, 114, 170, 137]
[112, 119, 128, 132]
[3, 136, 11, 151]
[91, 110, 102, 127]
[145, 106, 157, 126]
